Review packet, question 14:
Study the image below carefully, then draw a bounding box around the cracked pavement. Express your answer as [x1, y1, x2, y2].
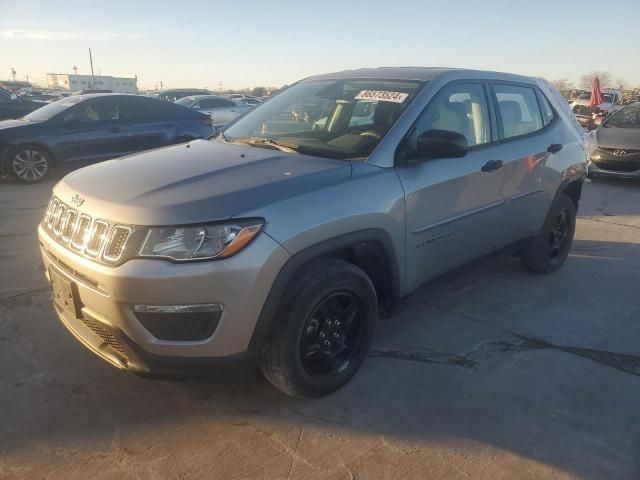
[1, 176, 639, 479]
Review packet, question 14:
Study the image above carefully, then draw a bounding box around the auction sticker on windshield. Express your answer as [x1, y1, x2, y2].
[355, 90, 409, 103]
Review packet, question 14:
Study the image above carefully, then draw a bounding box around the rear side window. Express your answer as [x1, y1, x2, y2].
[121, 97, 176, 121]
[494, 84, 543, 139]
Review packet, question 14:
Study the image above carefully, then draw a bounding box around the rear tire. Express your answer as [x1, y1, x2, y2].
[6, 145, 52, 184]
[522, 193, 576, 274]
[260, 258, 377, 398]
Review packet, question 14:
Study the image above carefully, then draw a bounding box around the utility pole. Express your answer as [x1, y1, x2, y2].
[88, 48, 96, 89]
[73, 65, 78, 75]
[159, 81, 163, 91]
[11, 68, 16, 81]
[218, 80, 223, 92]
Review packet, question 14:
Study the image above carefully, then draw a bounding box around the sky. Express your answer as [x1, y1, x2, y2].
[1, 0, 639, 91]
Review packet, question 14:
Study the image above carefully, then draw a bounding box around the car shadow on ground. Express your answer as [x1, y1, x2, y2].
[2, 235, 640, 479]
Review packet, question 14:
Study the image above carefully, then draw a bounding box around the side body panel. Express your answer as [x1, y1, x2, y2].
[396, 142, 510, 290]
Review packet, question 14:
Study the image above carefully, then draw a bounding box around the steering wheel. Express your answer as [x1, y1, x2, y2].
[359, 130, 381, 139]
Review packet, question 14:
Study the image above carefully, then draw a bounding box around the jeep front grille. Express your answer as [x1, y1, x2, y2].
[43, 195, 134, 264]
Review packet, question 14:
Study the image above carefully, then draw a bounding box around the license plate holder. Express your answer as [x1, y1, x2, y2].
[50, 268, 80, 318]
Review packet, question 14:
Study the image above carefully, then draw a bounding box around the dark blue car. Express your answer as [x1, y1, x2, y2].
[0, 94, 214, 183]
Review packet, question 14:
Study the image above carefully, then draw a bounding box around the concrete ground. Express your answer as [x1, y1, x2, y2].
[1, 174, 639, 480]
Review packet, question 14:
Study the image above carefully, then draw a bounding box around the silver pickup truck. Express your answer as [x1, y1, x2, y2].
[39, 67, 586, 397]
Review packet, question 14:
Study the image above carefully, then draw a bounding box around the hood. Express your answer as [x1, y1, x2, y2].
[573, 99, 614, 109]
[55, 139, 352, 225]
[596, 126, 640, 150]
[0, 118, 38, 131]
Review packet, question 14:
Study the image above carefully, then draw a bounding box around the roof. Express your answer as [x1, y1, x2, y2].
[304, 66, 536, 83]
[178, 95, 230, 100]
[307, 67, 456, 82]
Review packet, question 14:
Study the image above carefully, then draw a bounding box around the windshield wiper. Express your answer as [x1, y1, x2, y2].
[245, 138, 299, 153]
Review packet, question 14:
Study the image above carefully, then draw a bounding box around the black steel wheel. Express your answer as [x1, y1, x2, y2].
[522, 193, 576, 274]
[260, 258, 377, 398]
[549, 209, 571, 259]
[300, 291, 365, 378]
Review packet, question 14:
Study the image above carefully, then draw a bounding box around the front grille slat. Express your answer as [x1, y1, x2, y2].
[85, 221, 109, 257]
[71, 215, 92, 250]
[103, 226, 132, 262]
[43, 196, 133, 265]
[61, 210, 78, 243]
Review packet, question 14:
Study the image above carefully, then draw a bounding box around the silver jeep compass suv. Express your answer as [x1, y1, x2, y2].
[39, 68, 586, 397]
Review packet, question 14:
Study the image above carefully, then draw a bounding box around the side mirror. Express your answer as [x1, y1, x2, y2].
[416, 129, 468, 159]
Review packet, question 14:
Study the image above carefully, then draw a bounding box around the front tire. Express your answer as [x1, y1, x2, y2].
[6, 145, 52, 184]
[260, 258, 377, 398]
[522, 193, 576, 274]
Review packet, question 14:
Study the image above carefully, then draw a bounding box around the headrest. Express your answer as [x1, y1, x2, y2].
[373, 102, 402, 129]
[499, 100, 522, 123]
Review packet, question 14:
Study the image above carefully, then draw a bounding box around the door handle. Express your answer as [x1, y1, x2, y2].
[110, 126, 122, 133]
[547, 143, 563, 154]
[481, 160, 504, 172]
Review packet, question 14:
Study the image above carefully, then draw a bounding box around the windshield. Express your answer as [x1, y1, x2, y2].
[604, 104, 640, 128]
[24, 96, 84, 122]
[223, 79, 422, 159]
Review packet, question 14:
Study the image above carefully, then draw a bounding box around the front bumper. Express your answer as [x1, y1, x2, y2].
[587, 160, 640, 179]
[39, 225, 289, 376]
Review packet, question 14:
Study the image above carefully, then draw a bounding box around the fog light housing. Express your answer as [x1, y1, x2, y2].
[133, 304, 223, 341]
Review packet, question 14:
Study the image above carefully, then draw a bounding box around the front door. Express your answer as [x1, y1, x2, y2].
[395, 81, 511, 291]
[50, 97, 128, 162]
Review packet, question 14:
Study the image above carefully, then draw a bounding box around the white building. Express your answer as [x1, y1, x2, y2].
[46, 73, 138, 93]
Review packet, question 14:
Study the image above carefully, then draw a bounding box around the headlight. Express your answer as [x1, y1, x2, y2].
[139, 219, 263, 261]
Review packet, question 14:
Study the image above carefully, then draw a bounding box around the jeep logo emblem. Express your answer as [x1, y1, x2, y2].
[71, 194, 85, 207]
[613, 150, 627, 156]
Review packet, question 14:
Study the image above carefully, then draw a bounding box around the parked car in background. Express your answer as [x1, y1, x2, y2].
[0, 94, 214, 183]
[157, 88, 211, 102]
[571, 88, 623, 128]
[585, 102, 640, 178]
[174, 95, 252, 127]
[238, 97, 262, 106]
[620, 94, 640, 106]
[38, 68, 585, 398]
[0, 88, 47, 120]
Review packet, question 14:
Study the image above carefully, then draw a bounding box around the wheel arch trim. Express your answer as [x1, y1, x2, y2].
[248, 228, 401, 352]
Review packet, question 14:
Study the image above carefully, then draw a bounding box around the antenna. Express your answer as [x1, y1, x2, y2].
[88, 48, 95, 89]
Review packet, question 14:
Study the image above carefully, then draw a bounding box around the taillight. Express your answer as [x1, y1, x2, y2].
[200, 115, 213, 126]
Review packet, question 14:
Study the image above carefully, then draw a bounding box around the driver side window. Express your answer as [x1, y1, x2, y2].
[409, 83, 491, 151]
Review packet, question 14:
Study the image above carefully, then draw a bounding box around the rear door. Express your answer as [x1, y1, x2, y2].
[490, 82, 559, 240]
[49, 96, 128, 162]
[395, 81, 511, 290]
[119, 96, 179, 152]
